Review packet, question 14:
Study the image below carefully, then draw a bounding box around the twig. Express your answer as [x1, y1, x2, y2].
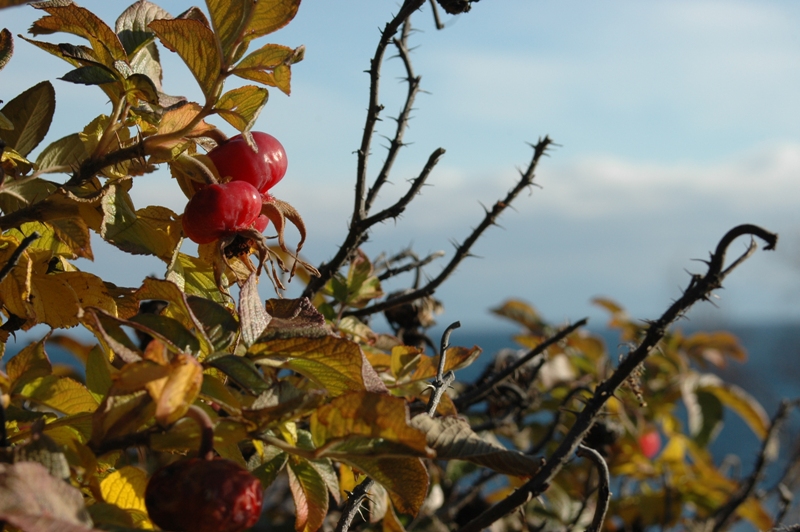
[427, 321, 460, 415]
[428, 0, 445, 29]
[455, 224, 778, 532]
[344, 137, 554, 319]
[335, 477, 375, 532]
[711, 399, 797, 531]
[365, 21, 422, 212]
[576, 444, 611, 532]
[378, 250, 445, 281]
[0, 232, 39, 284]
[454, 318, 588, 409]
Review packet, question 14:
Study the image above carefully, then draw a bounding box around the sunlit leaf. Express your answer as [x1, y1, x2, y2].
[311, 392, 430, 456]
[491, 299, 546, 333]
[86, 345, 117, 402]
[0, 81, 55, 156]
[216, 85, 269, 133]
[682, 331, 747, 368]
[149, 18, 221, 99]
[287, 456, 329, 532]
[30, 2, 128, 67]
[149, 353, 203, 427]
[250, 336, 388, 396]
[6, 335, 52, 389]
[205, 0, 249, 61]
[340, 456, 429, 516]
[100, 466, 148, 515]
[18, 376, 99, 415]
[166, 252, 228, 305]
[244, 0, 301, 41]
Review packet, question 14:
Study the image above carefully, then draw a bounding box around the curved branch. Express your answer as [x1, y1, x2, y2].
[576, 444, 611, 532]
[456, 224, 778, 532]
[344, 136, 554, 319]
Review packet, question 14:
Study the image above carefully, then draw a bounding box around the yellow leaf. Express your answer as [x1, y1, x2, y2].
[340, 456, 429, 516]
[216, 85, 269, 133]
[205, 0, 250, 60]
[156, 102, 214, 138]
[244, 0, 301, 40]
[149, 18, 221, 99]
[250, 336, 387, 396]
[100, 466, 149, 517]
[153, 354, 203, 427]
[18, 376, 99, 415]
[697, 375, 769, 439]
[288, 457, 329, 532]
[6, 336, 51, 387]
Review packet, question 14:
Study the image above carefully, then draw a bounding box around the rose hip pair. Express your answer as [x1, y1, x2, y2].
[181, 132, 287, 244]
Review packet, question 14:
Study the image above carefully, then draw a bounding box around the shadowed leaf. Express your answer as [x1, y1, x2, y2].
[0, 81, 55, 156]
[288, 456, 329, 532]
[0, 28, 12, 71]
[410, 414, 543, 477]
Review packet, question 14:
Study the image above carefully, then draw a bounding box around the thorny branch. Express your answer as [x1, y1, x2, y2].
[456, 224, 778, 532]
[344, 137, 554, 319]
[454, 318, 588, 409]
[576, 444, 611, 532]
[334, 477, 374, 532]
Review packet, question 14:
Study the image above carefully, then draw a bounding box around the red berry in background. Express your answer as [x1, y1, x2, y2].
[208, 132, 287, 194]
[182, 181, 262, 244]
[145, 457, 263, 532]
[638, 429, 661, 459]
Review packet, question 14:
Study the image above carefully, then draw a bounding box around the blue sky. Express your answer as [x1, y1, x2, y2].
[3, 1, 800, 334]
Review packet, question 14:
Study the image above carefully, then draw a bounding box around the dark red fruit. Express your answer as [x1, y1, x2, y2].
[252, 214, 269, 233]
[145, 457, 263, 532]
[208, 132, 287, 194]
[182, 181, 262, 244]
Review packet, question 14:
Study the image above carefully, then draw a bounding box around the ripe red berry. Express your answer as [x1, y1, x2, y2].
[182, 181, 262, 244]
[638, 429, 661, 459]
[208, 132, 287, 194]
[252, 214, 269, 233]
[145, 457, 263, 532]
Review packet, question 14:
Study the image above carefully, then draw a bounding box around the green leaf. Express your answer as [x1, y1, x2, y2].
[99, 179, 182, 261]
[244, 0, 301, 41]
[251, 450, 288, 488]
[116, 0, 170, 91]
[696, 374, 769, 440]
[187, 295, 238, 352]
[287, 456, 329, 532]
[215, 85, 269, 133]
[166, 252, 228, 305]
[149, 18, 221, 99]
[232, 43, 301, 95]
[35, 133, 87, 170]
[6, 220, 92, 260]
[0, 28, 12, 72]
[60, 65, 118, 85]
[693, 389, 724, 447]
[208, 355, 271, 395]
[30, 2, 127, 68]
[410, 414, 543, 477]
[128, 312, 201, 355]
[86, 345, 117, 403]
[0, 81, 55, 157]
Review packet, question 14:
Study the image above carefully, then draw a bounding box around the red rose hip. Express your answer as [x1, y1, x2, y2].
[145, 457, 263, 532]
[638, 429, 661, 459]
[208, 132, 287, 194]
[182, 181, 262, 244]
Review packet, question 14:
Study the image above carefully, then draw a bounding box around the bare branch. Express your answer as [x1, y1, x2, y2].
[576, 444, 611, 532]
[454, 318, 588, 409]
[378, 250, 445, 281]
[366, 21, 423, 211]
[455, 224, 778, 532]
[344, 137, 554, 319]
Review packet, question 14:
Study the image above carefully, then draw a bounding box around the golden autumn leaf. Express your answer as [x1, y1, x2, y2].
[149, 18, 221, 99]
